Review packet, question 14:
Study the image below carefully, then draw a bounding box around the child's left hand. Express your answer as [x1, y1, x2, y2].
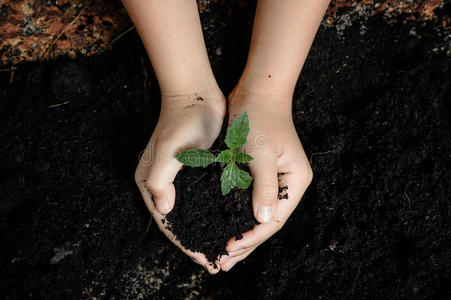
[135, 93, 226, 274]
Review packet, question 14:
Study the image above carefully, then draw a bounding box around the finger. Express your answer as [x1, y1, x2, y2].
[226, 247, 253, 258]
[276, 169, 312, 216]
[205, 261, 221, 274]
[276, 148, 313, 216]
[137, 177, 220, 272]
[219, 245, 257, 265]
[226, 152, 312, 253]
[249, 152, 279, 223]
[137, 142, 222, 273]
[221, 248, 255, 272]
[144, 141, 183, 214]
[226, 222, 279, 253]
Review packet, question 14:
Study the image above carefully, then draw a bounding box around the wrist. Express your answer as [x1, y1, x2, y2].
[236, 61, 298, 100]
[227, 85, 292, 118]
[160, 73, 222, 98]
[229, 79, 293, 112]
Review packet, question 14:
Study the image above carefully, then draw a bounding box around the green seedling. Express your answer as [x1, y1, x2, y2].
[175, 111, 254, 195]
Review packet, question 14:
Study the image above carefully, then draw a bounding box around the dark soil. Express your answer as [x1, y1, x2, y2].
[1, 2, 451, 299]
[168, 162, 256, 264]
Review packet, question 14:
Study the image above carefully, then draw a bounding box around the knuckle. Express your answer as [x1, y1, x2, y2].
[145, 177, 166, 193]
[303, 165, 314, 185]
[249, 149, 276, 166]
[153, 134, 168, 147]
[134, 171, 143, 186]
[257, 183, 278, 201]
[263, 149, 278, 163]
[144, 179, 153, 191]
[294, 162, 313, 186]
[135, 169, 150, 194]
[302, 165, 313, 185]
[154, 136, 174, 154]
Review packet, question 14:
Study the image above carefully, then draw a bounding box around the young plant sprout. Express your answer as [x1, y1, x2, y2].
[175, 111, 254, 195]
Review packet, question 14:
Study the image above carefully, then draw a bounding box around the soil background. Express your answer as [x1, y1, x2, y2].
[1, 1, 450, 299]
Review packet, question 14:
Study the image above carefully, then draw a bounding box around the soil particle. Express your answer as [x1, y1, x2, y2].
[278, 186, 289, 200]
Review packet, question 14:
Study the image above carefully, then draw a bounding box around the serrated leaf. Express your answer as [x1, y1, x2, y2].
[236, 168, 253, 189]
[225, 111, 250, 150]
[175, 149, 216, 167]
[234, 151, 253, 164]
[220, 163, 253, 195]
[220, 163, 238, 195]
[216, 150, 233, 163]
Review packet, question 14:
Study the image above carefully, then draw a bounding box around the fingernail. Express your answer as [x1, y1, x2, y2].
[258, 206, 273, 223]
[154, 199, 169, 213]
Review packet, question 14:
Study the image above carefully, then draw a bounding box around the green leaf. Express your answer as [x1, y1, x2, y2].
[236, 168, 253, 189]
[234, 151, 253, 164]
[220, 163, 238, 195]
[225, 111, 250, 150]
[216, 150, 233, 163]
[175, 149, 216, 167]
[220, 163, 253, 195]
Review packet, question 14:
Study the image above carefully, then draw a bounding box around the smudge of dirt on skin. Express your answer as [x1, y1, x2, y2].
[184, 104, 196, 109]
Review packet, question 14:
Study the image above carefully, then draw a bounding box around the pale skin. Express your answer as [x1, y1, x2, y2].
[124, 0, 330, 273]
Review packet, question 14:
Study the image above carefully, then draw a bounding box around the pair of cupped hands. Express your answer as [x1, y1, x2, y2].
[135, 85, 313, 273]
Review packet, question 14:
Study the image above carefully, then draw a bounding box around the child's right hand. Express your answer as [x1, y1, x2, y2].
[219, 87, 313, 271]
[135, 92, 225, 273]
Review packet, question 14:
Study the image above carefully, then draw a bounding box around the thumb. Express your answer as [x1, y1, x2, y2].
[249, 153, 278, 224]
[145, 143, 182, 214]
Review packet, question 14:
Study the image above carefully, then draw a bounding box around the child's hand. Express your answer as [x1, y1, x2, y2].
[219, 88, 313, 271]
[135, 93, 225, 273]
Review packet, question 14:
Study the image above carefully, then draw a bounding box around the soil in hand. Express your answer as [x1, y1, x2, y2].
[167, 163, 256, 264]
